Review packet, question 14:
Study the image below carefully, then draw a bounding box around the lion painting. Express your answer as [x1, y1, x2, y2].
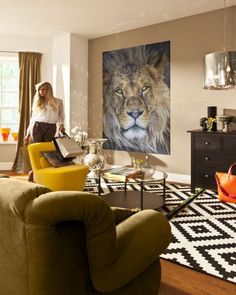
[103, 41, 170, 154]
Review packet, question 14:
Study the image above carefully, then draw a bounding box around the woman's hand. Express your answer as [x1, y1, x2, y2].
[24, 135, 31, 146]
[59, 124, 65, 133]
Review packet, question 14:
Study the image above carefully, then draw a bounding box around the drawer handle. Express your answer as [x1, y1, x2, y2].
[205, 156, 209, 160]
[205, 141, 209, 145]
[205, 174, 209, 178]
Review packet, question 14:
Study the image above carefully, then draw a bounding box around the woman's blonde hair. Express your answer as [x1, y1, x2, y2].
[33, 81, 57, 112]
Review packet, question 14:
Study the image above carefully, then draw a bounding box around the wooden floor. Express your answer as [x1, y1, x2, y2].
[1, 170, 236, 294]
[160, 259, 235, 295]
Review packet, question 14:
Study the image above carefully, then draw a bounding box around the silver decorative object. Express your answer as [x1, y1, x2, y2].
[216, 115, 234, 132]
[84, 138, 107, 177]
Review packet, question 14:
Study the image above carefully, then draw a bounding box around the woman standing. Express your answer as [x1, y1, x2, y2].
[24, 81, 65, 145]
[24, 81, 65, 181]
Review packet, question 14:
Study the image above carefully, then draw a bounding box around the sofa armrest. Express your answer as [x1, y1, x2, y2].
[25, 191, 117, 268]
[91, 210, 171, 292]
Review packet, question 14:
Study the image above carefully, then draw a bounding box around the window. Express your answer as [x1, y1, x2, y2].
[0, 53, 19, 132]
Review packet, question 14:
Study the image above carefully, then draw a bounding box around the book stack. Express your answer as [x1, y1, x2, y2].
[103, 167, 144, 181]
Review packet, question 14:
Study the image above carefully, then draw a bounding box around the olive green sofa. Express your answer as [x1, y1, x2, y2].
[0, 177, 171, 295]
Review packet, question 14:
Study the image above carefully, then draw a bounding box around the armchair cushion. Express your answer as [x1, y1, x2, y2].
[92, 210, 171, 292]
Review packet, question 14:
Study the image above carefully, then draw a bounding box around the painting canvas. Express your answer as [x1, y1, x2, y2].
[102, 41, 170, 154]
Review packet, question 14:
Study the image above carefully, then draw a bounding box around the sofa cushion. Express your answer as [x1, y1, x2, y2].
[0, 178, 51, 221]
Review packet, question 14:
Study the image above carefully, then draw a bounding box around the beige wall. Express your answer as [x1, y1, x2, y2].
[70, 34, 88, 133]
[52, 33, 89, 133]
[0, 33, 88, 169]
[88, 7, 236, 175]
[0, 144, 16, 168]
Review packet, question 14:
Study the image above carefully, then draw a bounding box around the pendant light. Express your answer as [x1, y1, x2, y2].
[203, 0, 236, 90]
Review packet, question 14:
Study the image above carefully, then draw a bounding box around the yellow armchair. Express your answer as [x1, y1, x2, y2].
[28, 142, 89, 191]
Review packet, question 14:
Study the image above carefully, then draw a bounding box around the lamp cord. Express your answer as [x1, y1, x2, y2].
[223, 0, 227, 52]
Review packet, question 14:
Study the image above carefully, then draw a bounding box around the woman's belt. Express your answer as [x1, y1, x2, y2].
[35, 121, 56, 126]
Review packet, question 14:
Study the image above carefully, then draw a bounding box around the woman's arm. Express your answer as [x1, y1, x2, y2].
[58, 99, 65, 132]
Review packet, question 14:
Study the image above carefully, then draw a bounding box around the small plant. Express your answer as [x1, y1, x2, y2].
[206, 117, 216, 131]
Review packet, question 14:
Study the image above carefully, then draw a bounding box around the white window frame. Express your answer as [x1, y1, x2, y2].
[0, 52, 19, 143]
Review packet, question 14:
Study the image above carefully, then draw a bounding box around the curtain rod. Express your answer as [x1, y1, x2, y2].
[0, 50, 18, 53]
[0, 50, 43, 54]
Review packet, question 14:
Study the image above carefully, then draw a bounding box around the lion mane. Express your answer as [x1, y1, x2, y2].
[103, 45, 170, 154]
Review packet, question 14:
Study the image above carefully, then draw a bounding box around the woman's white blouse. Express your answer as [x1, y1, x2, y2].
[27, 98, 65, 136]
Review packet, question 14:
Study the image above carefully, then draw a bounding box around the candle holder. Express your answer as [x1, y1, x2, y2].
[216, 115, 234, 132]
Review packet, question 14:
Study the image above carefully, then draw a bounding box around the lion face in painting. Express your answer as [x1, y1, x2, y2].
[103, 45, 170, 154]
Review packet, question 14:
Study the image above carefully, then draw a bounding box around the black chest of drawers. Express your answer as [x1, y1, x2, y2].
[188, 130, 236, 192]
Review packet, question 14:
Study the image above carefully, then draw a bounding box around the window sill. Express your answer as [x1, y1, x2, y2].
[0, 141, 17, 145]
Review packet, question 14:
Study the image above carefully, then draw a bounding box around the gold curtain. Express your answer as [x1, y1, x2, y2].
[12, 52, 42, 172]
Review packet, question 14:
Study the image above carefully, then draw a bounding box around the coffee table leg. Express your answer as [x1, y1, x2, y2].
[141, 181, 144, 210]
[98, 172, 101, 196]
[163, 178, 166, 206]
[162, 178, 170, 212]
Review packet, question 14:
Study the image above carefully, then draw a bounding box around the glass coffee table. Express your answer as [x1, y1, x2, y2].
[98, 169, 168, 210]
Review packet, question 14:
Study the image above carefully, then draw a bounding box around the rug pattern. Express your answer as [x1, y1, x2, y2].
[84, 178, 236, 284]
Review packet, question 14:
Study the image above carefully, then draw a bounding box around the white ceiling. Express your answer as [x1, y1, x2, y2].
[0, 0, 236, 39]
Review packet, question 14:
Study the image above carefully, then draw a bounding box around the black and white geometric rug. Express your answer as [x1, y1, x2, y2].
[84, 179, 236, 284]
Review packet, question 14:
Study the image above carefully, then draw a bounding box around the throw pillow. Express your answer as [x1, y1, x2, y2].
[41, 151, 75, 168]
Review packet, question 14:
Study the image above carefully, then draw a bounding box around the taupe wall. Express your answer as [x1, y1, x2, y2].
[88, 7, 236, 175]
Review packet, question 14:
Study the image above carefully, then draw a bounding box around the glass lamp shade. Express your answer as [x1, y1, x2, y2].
[203, 51, 236, 90]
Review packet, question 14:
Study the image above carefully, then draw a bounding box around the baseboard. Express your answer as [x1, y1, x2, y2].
[165, 172, 190, 185]
[0, 162, 13, 170]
